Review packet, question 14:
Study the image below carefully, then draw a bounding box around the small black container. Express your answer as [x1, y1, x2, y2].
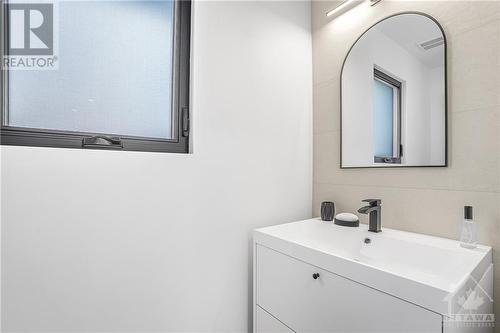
[320, 201, 335, 221]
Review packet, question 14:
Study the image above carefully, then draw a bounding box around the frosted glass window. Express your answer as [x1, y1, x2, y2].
[7, 0, 175, 139]
[373, 79, 395, 158]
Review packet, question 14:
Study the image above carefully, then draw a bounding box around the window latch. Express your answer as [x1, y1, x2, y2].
[181, 107, 189, 137]
[82, 136, 123, 149]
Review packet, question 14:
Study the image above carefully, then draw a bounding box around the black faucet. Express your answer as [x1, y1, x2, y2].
[357, 199, 382, 233]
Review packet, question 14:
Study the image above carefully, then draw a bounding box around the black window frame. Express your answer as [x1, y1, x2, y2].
[0, 0, 191, 153]
[373, 68, 402, 164]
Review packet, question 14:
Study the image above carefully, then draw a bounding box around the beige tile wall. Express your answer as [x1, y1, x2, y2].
[312, 0, 500, 330]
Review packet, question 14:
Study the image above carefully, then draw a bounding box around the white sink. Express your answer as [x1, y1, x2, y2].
[254, 218, 493, 317]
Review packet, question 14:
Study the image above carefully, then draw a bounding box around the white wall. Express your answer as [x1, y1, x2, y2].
[0, 1, 312, 331]
[342, 23, 445, 167]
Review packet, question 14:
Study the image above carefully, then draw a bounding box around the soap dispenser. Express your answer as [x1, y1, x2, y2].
[460, 206, 477, 249]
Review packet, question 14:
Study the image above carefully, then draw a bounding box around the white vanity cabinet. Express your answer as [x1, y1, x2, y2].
[254, 245, 441, 332]
[255, 306, 293, 333]
[253, 219, 493, 333]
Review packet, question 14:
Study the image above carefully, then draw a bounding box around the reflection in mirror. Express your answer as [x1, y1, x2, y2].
[341, 13, 446, 168]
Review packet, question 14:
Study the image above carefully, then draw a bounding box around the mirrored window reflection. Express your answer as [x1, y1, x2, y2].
[373, 78, 394, 158]
[373, 69, 401, 164]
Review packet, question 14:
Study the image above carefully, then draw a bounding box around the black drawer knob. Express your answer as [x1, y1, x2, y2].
[312, 273, 320, 280]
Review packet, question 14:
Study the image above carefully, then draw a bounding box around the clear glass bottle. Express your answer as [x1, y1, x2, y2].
[460, 206, 477, 249]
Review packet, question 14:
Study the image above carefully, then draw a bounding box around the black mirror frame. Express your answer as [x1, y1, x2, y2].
[339, 12, 448, 169]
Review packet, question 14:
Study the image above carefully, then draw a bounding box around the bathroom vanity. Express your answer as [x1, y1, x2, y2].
[253, 219, 493, 332]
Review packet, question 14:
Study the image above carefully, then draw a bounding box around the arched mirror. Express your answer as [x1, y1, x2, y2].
[341, 13, 447, 168]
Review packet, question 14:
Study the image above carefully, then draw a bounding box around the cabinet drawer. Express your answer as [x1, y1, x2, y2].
[256, 244, 442, 332]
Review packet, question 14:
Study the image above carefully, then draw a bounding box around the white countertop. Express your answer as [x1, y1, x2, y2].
[254, 218, 493, 315]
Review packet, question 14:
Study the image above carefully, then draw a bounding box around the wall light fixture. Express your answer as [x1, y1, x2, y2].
[326, 0, 382, 19]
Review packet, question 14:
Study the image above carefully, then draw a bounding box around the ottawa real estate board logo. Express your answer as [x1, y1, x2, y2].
[2, 1, 58, 70]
